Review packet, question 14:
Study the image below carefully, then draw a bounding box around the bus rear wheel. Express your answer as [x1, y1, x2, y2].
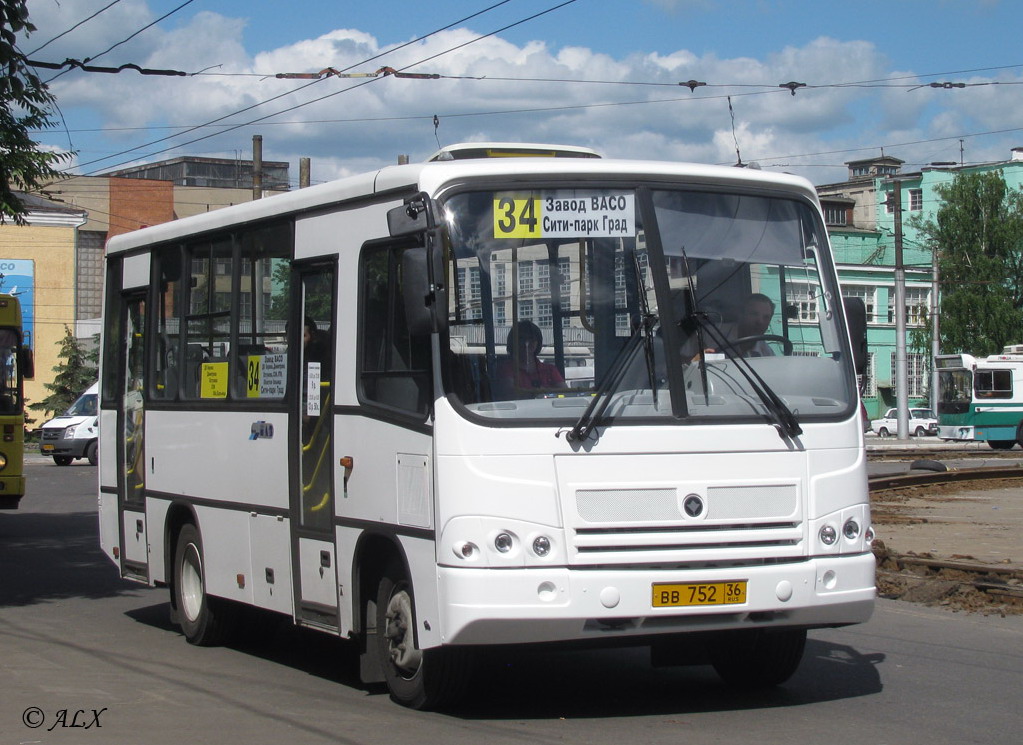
[374, 560, 471, 709]
[711, 628, 807, 689]
[172, 523, 236, 646]
[989, 440, 1016, 450]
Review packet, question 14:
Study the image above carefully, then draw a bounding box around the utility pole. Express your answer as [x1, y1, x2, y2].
[299, 157, 310, 189]
[252, 135, 263, 200]
[931, 245, 940, 413]
[892, 179, 909, 439]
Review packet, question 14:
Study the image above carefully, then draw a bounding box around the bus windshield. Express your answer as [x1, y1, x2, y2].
[440, 185, 855, 426]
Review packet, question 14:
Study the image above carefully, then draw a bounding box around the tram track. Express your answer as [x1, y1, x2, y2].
[866, 449, 1023, 613]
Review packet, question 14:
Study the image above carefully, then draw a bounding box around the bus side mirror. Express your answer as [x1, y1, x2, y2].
[842, 296, 868, 376]
[20, 348, 34, 380]
[388, 194, 434, 237]
[401, 246, 446, 337]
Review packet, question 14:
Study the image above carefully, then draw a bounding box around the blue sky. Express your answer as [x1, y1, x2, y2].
[21, 0, 1023, 186]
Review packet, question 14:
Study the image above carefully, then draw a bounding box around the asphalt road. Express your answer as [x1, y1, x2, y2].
[2, 458, 1022, 745]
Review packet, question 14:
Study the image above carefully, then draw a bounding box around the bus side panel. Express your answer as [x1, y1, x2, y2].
[333, 416, 440, 647]
[98, 408, 118, 492]
[194, 504, 254, 605]
[98, 489, 119, 565]
[250, 514, 294, 615]
[146, 498, 171, 584]
[145, 410, 290, 511]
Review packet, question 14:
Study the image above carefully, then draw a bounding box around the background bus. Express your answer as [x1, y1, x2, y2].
[98, 151, 873, 709]
[936, 347, 1023, 449]
[0, 294, 34, 509]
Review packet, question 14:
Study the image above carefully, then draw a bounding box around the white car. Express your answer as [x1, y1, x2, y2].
[870, 407, 938, 438]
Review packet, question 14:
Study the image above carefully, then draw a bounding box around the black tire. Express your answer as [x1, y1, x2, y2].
[989, 440, 1016, 450]
[172, 523, 236, 646]
[914, 426, 926, 437]
[375, 559, 471, 709]
[53, 455, 73, 466]
[877, 427, 890, 438]
[712, 628, 807, 689]
[85, 440, 98, 466]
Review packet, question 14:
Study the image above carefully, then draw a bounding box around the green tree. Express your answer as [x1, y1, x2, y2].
[1, 0, 73, 224]
[29, 326, 97, 420]
[910, 171, 1023, 356]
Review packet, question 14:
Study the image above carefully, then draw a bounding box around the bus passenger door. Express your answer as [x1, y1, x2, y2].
[290, 264, 338, 627]
[117, 294, 149, 581]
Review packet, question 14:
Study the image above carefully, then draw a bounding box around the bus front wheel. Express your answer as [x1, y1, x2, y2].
[172, 523, 236, 646]
[374, 560, 471, 709]
[711, 628, 807, 689]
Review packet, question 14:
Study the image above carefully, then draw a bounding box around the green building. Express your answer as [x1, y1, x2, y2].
[817, 149, 1023, 419]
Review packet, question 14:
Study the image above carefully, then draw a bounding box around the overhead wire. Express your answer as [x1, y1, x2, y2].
[62, 0, 521, 174]
[43, 0, 199, 84]
[79, 0, 582, 175]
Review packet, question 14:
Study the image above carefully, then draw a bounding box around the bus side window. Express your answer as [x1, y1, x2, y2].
[359, 243, 432, 417]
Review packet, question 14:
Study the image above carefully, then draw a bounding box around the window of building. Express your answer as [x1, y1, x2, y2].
[843, 285, 878, 323]
[891, 352, 929, 398]
[909, 189, 923, 211]
[824, 205, 848, 226]
[887, 286, 930, 326]
[786, 283, 819, 323]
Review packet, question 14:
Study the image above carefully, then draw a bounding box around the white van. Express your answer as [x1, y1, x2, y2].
[39, 382, 99, 466]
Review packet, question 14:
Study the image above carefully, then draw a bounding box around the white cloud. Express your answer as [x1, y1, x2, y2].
[26, 4, 1023, 186]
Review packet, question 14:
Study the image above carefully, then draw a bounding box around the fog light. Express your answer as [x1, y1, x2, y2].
[532, 535, 552, 557]
[819, 524, 838, 546]
[494, 532, 513, 553]
[843, 518, 861, 540]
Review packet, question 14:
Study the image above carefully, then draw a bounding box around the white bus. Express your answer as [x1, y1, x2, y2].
[936, 347, 1023, 449]
[98, 151, 874, 709]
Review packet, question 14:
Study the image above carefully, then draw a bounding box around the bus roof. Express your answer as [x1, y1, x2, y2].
[426, 142, 602, 161]
[104, 156, 819, 255]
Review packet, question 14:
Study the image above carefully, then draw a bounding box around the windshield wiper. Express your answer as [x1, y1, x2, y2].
[567, 314, 656, 443]
[692, 320, 802, 440]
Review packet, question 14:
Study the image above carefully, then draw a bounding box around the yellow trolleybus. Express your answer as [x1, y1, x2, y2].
[0, 293, 34, 509]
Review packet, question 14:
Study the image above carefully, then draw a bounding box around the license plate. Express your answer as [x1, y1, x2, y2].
[652, 581, 747, 607]
[41, 444, 54, 452]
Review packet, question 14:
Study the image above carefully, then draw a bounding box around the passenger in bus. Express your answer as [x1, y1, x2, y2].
[494, 320, 566, 397]
[304, 316, 328, 364]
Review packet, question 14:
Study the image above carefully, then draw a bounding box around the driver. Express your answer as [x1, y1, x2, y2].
[734, 293, 776, 357]
[687, 292, 777, 360]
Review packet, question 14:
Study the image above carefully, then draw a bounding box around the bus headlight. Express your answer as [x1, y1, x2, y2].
[0, 452, 7, 471]
[494, 532, 514, 553]
[532, 535, 552, 557]
[819, 524, 838, 546]
[843, 518, 861, 540]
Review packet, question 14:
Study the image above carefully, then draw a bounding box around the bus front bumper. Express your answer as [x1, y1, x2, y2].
[436, 552, 876, 646]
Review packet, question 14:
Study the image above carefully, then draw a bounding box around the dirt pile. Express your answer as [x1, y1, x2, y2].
[870, 478, 1023, 615]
